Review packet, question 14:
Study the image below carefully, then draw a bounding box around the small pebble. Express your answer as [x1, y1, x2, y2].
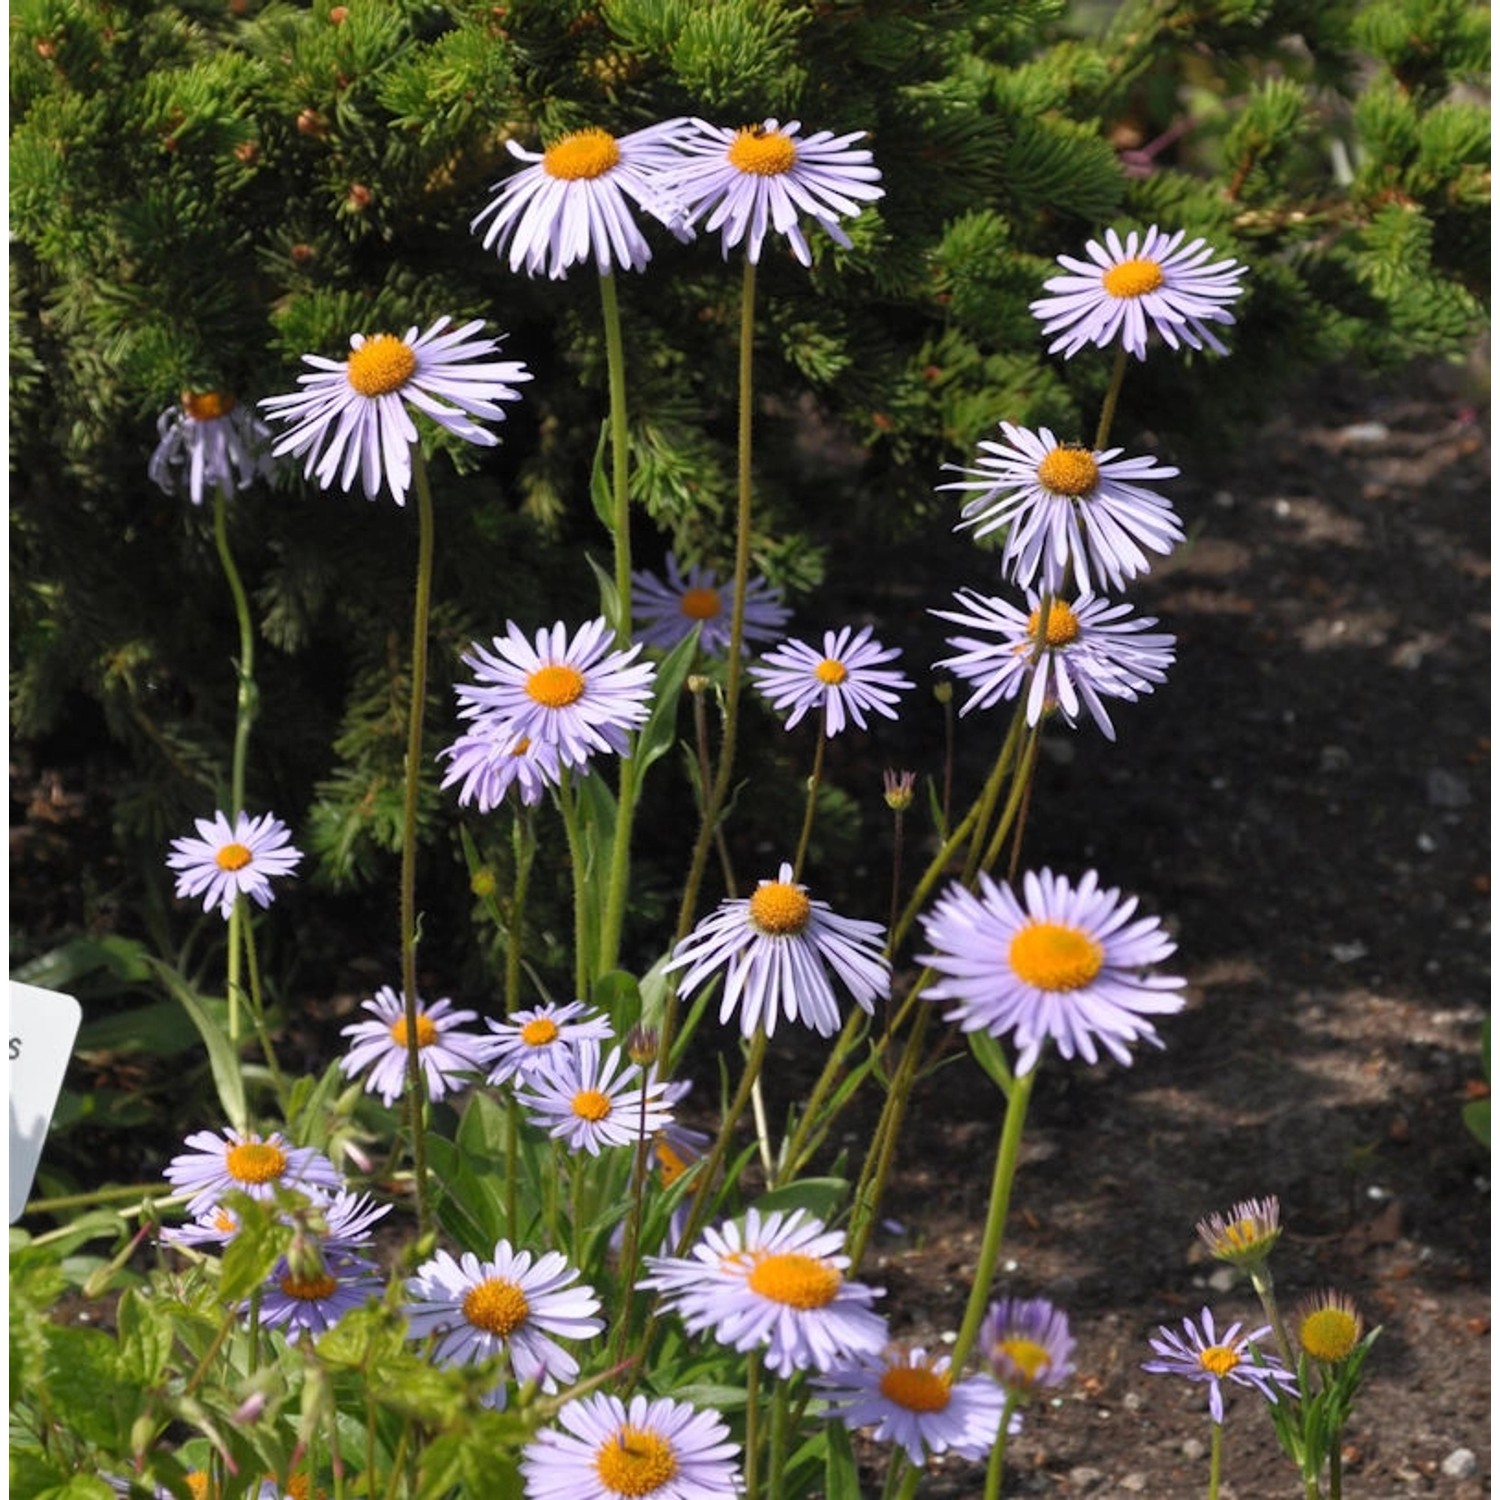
[1208, 1265, 1239, 1293]
[1441, 1449, 1478, 1480]
[1182, 1437, 1206, 1461]
[1067, 1467, 1104, 1491]
[1122, 1391, 1143, 1413]
[1341, 420, 1390, 444]
[1212, 490, 1235, 509]
[1119, 1475, 1148, 1493]
[1417, 832, 1438, 853]
[1426, 768, 1471, 808]
[1330, 941, 1369, 964]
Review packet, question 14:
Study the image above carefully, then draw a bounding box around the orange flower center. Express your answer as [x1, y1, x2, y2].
[727, 125, 797, 176]
[572, 1088, 612, 1123]
[388, 1014, 438, 1049]
[461, 1276, 530, 1336]
[1035, 446, 1100, 497]
[748, 881, 812, 937]
[678, 586, 722, 621]
[520, 1017, 560, 1047]
[814, 657, 849, 685]
[279, 1269, 338, 1301]
[526, 663, 586, 708]
[1198, 1344, 1241, 1378]
[225, 1140, 288, 1185]
[1027, 600, 1081, 647]
[878, 1360, 952, 1413]
[346, 335, 417, 397]
[1101, 257, 1166, 299]
[542, 128, 622, 181]
[593, 1426, 679, 1496]
[746, 1250, 841, 1308]
[186, 1473, 214, 1500]
[1008, 921, 1104, 992]
[215, 841, 253, 871]
[182, 390, 235, 421]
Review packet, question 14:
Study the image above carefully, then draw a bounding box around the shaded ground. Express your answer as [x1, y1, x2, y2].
[808, 356, 1491, 1497]
[11, 358, 1490, 1497]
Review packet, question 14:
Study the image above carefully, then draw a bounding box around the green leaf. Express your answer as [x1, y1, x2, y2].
[39, 1325, 139, 1449]
[144, 958, 245, 1131]
[751, 1177, 849, 1223]
[634, 627, 700, 777]
[966, 1028, 1015, 1096]
[116, 1287, 173, 1385]
[823, 1419, 861, 1500]
[217, 1194, 291, 1304]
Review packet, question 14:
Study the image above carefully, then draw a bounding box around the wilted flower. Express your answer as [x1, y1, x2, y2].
[149, 391, 275, 505]
[1195, 1195, 1283, 1270]
[166, 809, 303, 921]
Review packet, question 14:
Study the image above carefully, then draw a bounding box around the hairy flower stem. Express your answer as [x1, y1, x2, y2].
[664, 258, 758, 1062]
[399, 451, 437, 1240]
[556, 771, 594, 998]
[1094, 343, 1129, 451]
[505, 810, 535, 1016]
[239, 905, 288, 1110]
[983, 1391, 1020, 1500]
[1208, 1417, 1223, 1500]
[951, 1067, 1037, 1371]
[598, 271, 633, 634]
[609, 1082, 654, 1368]
[768, 1377, 792, 1500]
[792, 719, 828, 881]
[983, 726, 1041, 875]
[744, 1351, 763, 1500]
[1249, 1264, 1298, 1373]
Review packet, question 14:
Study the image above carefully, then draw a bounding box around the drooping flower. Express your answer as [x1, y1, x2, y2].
[979, 1296, 1077, 1398]
[631, 554, 791, 657]
[815, 1345, 1014, 1465]
[259, 317, 531, 507]
[1030, 226, 1248, 362]
[481, 1000, 614, 1088]
[750, 626, 914, 736]
[931, 588, 1175, 740]
[471, 120, 693, 280]
[940, 423, 1182, 594]
[1142, 1307, 1297, 1424]
[257, 1249, 384, 1343]
[438, 725, 566, 812]
[161, 1201, 246, 1249]
[522, 1391, 741, 1500]
[1195, 1195, 1282, 1270]
[164, 1128, 342, 1218]
[661, 118, 883, 266]
[665, 861, 890, 1038]
[166, 810, 303, 921]
[640, 1207, 888, 1376]
[918, 868, 1185, 1076]
[454, 619, 656, 764]
[338, 985, 490, 1107]
[149, 391, 276, 505]
[1294, 1290, 1365, 1366]
[404, 1241, 604, 1410]
[515, 1040, 673, 1156]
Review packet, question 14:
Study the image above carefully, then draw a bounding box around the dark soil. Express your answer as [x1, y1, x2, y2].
[11, 357, 1490, 1498]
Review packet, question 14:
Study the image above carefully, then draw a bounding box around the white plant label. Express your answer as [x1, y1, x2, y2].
[9, 982, 82, 1222]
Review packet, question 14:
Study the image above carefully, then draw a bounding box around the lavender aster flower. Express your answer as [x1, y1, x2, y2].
[482, 1000, 614, 1088]
[662, 118, 883, 266]
[1031, 226, 1247, 361]
[338, 985, 489, 1107]
[665, 861, 890, 1038]
[522, 1391, 741, 1500]
[815, 1345, 1013, 1465]
[919, 868, 1185, 1076]
[454, 619, 656, 764]
[149, 391, 275, 505]
[750, 626, 914, 736]
[1142, 1307, 1297, 1423]
[166, 810, 302, 920]
[257, 1249, 383, 1343]
[471, 120, 693, 280]
[404, 1241, 603, 1410]
[932, 588, 1175, 740]
[940, 423, 1182, 594]
[980, 1296, 1077, 1397]
[163, 1128, 342, 1218]
[259, 317, 531, 507]
[515, 1040, 673, 1156]
[438, 726, 565, 811]
[631, 554, 791, 657]
[640, 1207, 887, 1376]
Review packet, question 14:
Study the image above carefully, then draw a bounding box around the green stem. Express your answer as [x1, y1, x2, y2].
[767, 1377, 791, 1500]
[226, 896, 245, 1067]
[505, 809, 535, 1016]
[505, 1094, 520, 1237]
[598, 271, 633, 636]
[980, 726, 1041, 875]
[744, 1351, 762, 1500]
[1249, 1265, 1297, 1375]
[239, 906, 288, 1108]
[212, 486, 257, 820]
[400, 449, 437, 1241]
[1093, 343, 1129, 451]
[664, 258, 758, 1060]
[983, 1392, 1020, 1500]
[1208, 1417, 1222, 1500]
[599, 752, 639, 977]
[950, 1068, 1037, 1370]
[556, 771, 593, 998]
[791, 722, 827, 881]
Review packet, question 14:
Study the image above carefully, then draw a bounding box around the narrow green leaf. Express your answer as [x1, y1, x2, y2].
[634, 627, 700, 776]
[823, 1419, 862, 1500]
[144, 958, 245, 1130]
[966, 1028, 1015, 1097]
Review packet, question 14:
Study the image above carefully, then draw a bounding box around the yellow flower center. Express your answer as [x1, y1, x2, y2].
[1027, 600, 1081, 647]
[346, 335, 418, 397]
[748, 881, 812, 937]
[186, 1473, 214, 1500]
[182, 390, 234, 421]
[225, 1140, 288, 1185]
[212, 1207, 239, 1234]
[461, 1276, 531, 1336]
[815, 657, 849, 685]
[727, 125, 797, 176]
[542, 127, 622, 181]
[282, 1477, 315, 1500]
[746, 1250, 842, 1308]
[996, 1335, 1053, 1385]
[1035, 445, 1100, 497]
[215, 841, 253, 871]
[278, 1269, 338, 1301]
[1101, 257, 1166, 299]
[520, 1017, 560, 1047]
[526, 663, 586, 708]
[1008, 921, 1104, 992]
[1220, 1218, 1262, 1254]
[1300, 1307, 1360, 1363]
[878, 1361, 952, 1413]
[572, 1088, 613, 1122]
[654, 1138, 690, 1188]
[388, 1014, 438, 1049]
[679, 585, 722, 621]
[594, 1426, 679, 1496]
[1198, 1344, 1241, 1378]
